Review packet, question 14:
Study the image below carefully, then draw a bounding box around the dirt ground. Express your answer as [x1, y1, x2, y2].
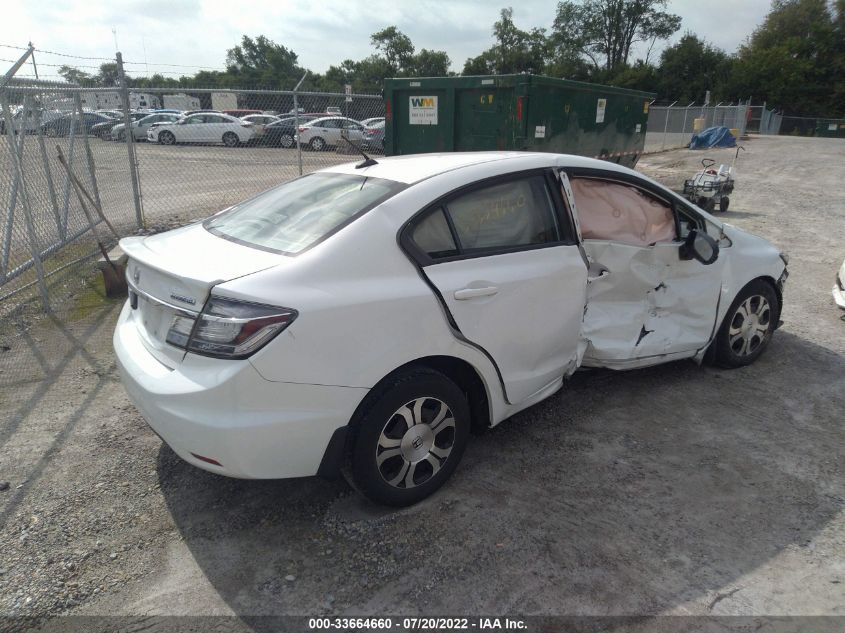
[0, 136, 843, 628]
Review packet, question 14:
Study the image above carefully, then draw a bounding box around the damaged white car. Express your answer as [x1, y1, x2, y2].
[114, 152, 788, 506]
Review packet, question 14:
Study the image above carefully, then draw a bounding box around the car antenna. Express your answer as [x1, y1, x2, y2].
[340, 135, 378, 169]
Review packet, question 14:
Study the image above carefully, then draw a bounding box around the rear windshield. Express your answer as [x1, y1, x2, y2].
[204, 173, 405, 255]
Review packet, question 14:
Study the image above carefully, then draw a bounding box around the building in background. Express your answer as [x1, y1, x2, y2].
[211, 92, 238, 111]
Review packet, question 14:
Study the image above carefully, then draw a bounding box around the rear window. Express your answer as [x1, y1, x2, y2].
[204, 173, 405, 255]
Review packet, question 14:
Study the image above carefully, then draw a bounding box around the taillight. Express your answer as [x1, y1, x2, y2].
[166, 296, 297, 359]
[298, 127, 306, 133]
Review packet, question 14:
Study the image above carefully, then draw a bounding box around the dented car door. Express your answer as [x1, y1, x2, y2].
[560, 169, 725, 369]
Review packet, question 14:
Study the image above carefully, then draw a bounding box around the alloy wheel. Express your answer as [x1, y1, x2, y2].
[376, 397, 456, 489]
[728, 294, 771, 357]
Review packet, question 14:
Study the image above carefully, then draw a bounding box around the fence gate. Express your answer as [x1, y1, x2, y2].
[0, 66, 124, 312]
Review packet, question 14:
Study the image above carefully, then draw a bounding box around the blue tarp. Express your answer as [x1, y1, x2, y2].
[689, 126, 736, 149]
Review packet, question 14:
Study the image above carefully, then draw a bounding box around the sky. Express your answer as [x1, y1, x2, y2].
[1, 0, 773, 82]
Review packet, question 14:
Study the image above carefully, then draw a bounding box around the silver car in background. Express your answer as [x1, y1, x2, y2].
[111, 113, 182, 141]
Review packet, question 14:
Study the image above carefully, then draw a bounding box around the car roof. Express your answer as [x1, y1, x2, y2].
[318, 151, 637, 185]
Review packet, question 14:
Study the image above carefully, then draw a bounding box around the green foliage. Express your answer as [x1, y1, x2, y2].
[656, 33, 733, 102]
[52, 0, 845, 118]
[730, 0, 845, 115]
[463, 8, 550, 74]
[551, 0, 681, 72]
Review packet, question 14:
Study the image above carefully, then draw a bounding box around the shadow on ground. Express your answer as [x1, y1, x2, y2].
[158, 329, 844, 622]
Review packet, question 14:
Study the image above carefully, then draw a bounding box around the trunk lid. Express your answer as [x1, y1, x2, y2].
[120, 223, 287, 367]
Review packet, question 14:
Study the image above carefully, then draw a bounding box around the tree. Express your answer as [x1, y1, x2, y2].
[463, 8, 550, 75]
[656, 34, 732, 102]
[371, 27, 415, 75]
[412, 49, 452, 77]
[57, 65, 94, 85]
[225, 35, 306, 89]
[551, 0, 681, 72]
[731, 0, 845, 115]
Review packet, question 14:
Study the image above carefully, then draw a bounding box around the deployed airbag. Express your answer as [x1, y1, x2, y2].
[571, 178, 675, 247]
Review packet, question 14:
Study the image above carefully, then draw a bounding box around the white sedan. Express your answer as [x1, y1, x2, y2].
[114, 152, 788, 506]
[296, 116, 365, 151]
[147, 112, 255, 147]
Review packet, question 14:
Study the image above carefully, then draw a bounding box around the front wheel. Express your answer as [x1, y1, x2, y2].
[309, 136, 326, 151]
[158, 130, 175, 145]
[279, 133, 294, 148]
[350, 369, 470, 506]
[713, 280, 779, 368]
[719, 196, 730, 212]
[222, 131, 240, 147]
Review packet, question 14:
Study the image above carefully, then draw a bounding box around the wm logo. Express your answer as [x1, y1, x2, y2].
[411, 97, 436, 108]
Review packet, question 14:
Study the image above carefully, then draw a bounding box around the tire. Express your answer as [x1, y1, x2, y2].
[713, 280, 779, 368]
[719, 196, 730, 213]
[309, 136, 326, 151]
[280, 133, 294, 148]
[222, 131, 240, 147]
[350, 368, 471, 507]
[703, 197, 716, 213]
[159, 130, 175, 146]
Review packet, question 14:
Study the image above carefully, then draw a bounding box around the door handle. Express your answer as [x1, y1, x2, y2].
[454, 286, 499, 300]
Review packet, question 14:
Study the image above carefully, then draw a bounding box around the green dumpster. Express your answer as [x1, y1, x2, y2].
[816, 119, 845, 138]
[384, 74, 654, 167]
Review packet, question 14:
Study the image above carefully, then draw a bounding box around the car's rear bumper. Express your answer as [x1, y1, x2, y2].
[113, 302, 368, 479]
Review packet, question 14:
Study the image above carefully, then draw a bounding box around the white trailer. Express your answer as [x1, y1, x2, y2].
[211, 92, 238, 111]
[163, 93, 201, 111]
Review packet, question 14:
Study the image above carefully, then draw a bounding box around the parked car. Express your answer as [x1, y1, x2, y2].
[147, 113, 255, 147]
[296, 116, 365, 151]
[111, 112, 183, 141]
[0, 107, 63, 134]
[362, 120, 385, 153]
[114, 152, 789, 506]
[834, 257, 845, 310]
[90, 112, 147, 139]
[261, 115, 319, 147]
[95, 110, 123, 120]
[40, 112, 115, 137]
[239, 114, 281, 139]
[360, 117, 385, 128]
[223, 109, 262, 118]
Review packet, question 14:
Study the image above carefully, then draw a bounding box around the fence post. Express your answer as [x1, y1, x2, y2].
[116, 51, 144, 229]
[293, 72, 307, 177]
[661, 101, 677, 150]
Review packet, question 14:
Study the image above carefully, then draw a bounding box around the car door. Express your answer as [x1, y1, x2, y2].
[403, 170, 588, 405]
[178, 115, 205, 142]
[560, 169, 726, 368]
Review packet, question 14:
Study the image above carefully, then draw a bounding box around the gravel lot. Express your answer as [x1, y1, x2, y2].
[0, 136, 843, 628]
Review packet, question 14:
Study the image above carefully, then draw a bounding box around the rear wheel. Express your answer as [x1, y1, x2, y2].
[309, 136, 326, 151]
[222, 131, 240, 147]
[350, 369, 470, 506]
[159, 130, 175, 145]
[280, 133, 294, 148]
[714, 280, 779, 368]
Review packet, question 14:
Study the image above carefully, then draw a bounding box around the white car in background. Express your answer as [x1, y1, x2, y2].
[147, 112, 255, 147]
[296, 116, 365, 151]
[239, 113, 280, 139]
[114, 152, 788, 507]
[360, 117, 385, 128]
[111, 112, 182, 141]
[834, 258, 845, 309]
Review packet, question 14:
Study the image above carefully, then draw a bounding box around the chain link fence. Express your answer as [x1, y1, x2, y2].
[643, 102, 751, 152]
[0, 48, 385, 383]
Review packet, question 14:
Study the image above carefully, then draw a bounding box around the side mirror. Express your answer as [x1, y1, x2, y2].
[680, 229, 719, 265]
